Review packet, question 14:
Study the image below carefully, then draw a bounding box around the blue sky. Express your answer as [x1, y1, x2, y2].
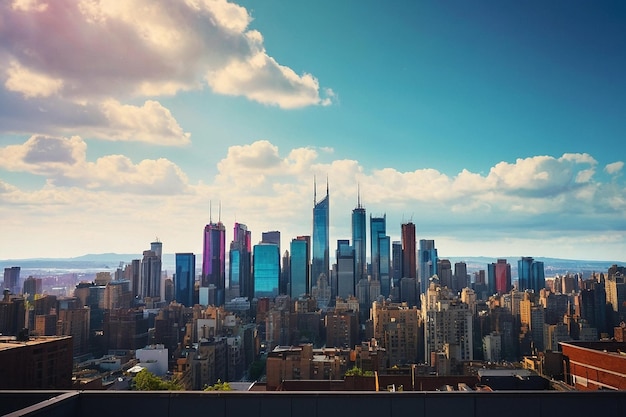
[0, 0, 624, 262]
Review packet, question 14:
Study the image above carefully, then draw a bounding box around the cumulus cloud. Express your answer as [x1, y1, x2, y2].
[0, 0, 333, 131]
[605, 161, 624, 175]
[0, 135, 190, 193]
[1, 139, 624, 259]
[5, 61, 63, 98]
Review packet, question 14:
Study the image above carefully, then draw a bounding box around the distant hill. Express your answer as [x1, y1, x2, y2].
[0, 253, 179, 272]
[0, 254, 622, 277]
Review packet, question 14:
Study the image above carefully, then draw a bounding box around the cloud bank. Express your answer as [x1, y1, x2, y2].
[0, 0, 334, 143]
[1, 138, 624, 260]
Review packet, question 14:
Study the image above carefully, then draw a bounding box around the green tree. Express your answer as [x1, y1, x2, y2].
[204, 379, 232, 391]
[344, 366, 374, 377]
[132, 369, 183, 391]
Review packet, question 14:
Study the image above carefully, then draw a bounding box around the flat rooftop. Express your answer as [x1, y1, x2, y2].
[2, 390, 626, 417]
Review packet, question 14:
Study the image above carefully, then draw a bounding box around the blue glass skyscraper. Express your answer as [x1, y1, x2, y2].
[379, 235, 391, 297]
[230, 222, 252, 299]
[312, 180, 329, 284]
[370, 214, 386, 280]
[518, 257, 545, 292]
[175, 253, 195, 307]
[352, 191, 367, 282]
[418, 239, 438, 296]
[290, 236, 310, 298]
[253, 243, 280, 299]
[370, 214, 391, 297]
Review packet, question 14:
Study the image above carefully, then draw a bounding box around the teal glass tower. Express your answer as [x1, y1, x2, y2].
[253, 243, 280, 298]
[175, 253, 195, 307]
[311, 179, 329, 285]
[290, 236, 310, 298]
[351, 188, 366, 282]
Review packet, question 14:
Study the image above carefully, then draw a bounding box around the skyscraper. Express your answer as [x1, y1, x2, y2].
[175, 253, 195, 307]
[418, 239, 438, 297]
[351, 190, 367, 282]
[230, 222, 252, 300]
[253, 243, 280, 299]
[311, 179, 329, 285]
[336, 239, 355, 299]
[454, 262, 468, 292]
[290, 236, 310, 298]
[262, 231, 283, 294]
[3, 267, 20, 295]
[140, 249, 161, 299]
[370, 214, 391, 297]
[370, 214, 390, 296]
[202, 215, 226, 306]
[392, 241, 403, 291]
[518, 257, 546, 292]
[401, 222, 416, 279]
[488, 259, 511, 295]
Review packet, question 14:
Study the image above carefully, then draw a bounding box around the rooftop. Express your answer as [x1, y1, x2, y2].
[2, 390, 626, 417]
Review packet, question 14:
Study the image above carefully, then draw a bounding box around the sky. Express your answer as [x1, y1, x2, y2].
[0, 0, 625, 262]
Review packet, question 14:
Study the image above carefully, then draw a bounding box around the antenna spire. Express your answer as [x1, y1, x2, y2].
[357, 183, 361, 208]
[209, 200, 212, 223]
[314, 175, 317, 205]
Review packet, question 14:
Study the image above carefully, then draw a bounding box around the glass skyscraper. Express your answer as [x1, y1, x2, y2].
[418, 239, 438, 297]
[336, 239, 355, 299]
[202, 220, 226, 305]
[312, 181, 329, 285]
[370, 214, 390, 297]
[518, 257, 545, 292]
[175, 252, 195, 307]
[351, 193, 366, 282]
[230, 222, 252, 299]
[370, 214, 386, 281]
[290, 236, 310, 298]
[379, 235, 391, 297]
[253, 243, 280, 299]
[488, 259, 511, 295]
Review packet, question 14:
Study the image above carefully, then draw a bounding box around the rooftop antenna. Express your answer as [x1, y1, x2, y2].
[357, 182, 361, 208]
[326, 175, 329, 196]
[314, 175, 317, 205]
[218, 201, 222, 224]
[209, 200, 212, 223]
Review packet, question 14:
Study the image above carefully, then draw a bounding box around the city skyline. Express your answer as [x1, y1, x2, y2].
[0, 1, 625, 261]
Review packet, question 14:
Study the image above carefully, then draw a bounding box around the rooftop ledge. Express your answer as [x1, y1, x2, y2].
[2, 390, 626, 417]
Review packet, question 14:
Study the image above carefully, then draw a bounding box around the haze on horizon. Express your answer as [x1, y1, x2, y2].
[0, 0, 624, 262]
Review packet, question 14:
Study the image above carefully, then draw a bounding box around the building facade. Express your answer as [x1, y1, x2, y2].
[175, 253, 196, 307]
[202, 220, 226, 306]
[253, 243, 280, 299]
[312, 181, 330, 286]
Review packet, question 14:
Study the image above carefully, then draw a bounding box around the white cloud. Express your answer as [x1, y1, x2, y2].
[97, 99, 191, 146]
[0, 135, 190, 193]
[5, 61, 63, 98]
[0, 0, 333, 125]
[1, 139, 624, 260]
[605, 161, 624, 175]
